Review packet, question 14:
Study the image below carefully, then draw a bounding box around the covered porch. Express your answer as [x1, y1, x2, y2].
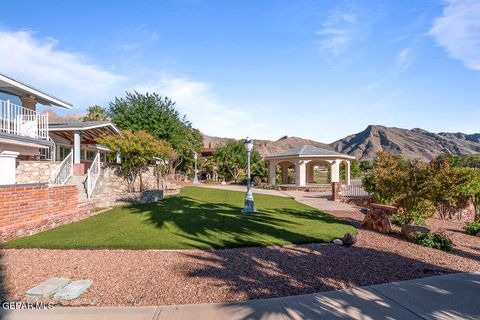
[48, 121, 120, 175]
[265, 145, 355, 188]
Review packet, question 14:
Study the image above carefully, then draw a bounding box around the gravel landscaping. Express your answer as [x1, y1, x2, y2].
[1, 196, 479, 307]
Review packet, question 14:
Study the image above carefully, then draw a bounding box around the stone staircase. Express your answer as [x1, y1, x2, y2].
[68, 175, 90, 203]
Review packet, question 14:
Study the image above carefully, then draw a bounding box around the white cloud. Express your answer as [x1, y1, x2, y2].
[0, 30, 123, 107]
[133, 75, 268, 139]
[429, 0, 480, 71]
[395, 47, 413, 71]
[316, 7, 364, 55]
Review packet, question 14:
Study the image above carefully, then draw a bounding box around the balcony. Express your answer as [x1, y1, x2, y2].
[0, 99, 48, 140]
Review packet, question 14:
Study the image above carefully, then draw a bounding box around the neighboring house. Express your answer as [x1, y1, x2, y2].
[0, 73, 72, 185]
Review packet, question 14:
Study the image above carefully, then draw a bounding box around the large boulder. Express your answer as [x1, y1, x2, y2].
[402, 224, 430, 241]
[363, 203, 397, 233]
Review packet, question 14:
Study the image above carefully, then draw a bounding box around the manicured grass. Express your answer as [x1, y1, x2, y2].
[3, 187, 355, 250]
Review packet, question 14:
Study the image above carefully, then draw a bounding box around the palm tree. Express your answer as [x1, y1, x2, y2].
[82, 105, 108, 121]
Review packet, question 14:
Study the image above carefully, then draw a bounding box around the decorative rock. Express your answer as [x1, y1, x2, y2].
[363, 203, 397, 233]
[476, 231, 480, 238]
[332, 239, 343, 245]
[402, 224, 430, 242]
[342, 233, 357, 246]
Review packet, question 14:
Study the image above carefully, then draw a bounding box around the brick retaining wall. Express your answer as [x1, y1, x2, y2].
[0, 183, 94, 242]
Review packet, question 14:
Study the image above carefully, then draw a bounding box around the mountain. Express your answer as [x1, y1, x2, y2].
[203, 125, 480, 161]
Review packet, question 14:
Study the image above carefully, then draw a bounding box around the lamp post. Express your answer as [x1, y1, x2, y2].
[241, 137, 257, 213]
[193, 152, 199, 184]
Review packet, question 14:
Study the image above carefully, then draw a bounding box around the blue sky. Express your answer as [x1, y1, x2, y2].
[0, 0, 479, 142]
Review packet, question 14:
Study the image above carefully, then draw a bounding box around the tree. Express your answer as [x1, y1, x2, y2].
[359, 160, 374, 174]
[108, 92, 203, 173]
[213, 140, 266, 183]
[99, 130, 175, 192]
[83, 105, 108, 121]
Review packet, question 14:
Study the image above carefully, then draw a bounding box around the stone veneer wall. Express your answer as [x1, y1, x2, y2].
[0, 183, 95, 242]
[94, 164, 161, 196]
[16, 161, 61, 184]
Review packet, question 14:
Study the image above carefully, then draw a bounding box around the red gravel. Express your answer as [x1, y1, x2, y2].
[1, 206, 479, 307]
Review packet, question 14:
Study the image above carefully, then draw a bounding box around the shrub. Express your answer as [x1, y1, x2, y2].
[464, 221, 480, 236]
[390, 214, 407, 227]
[414, 232, 453, 251]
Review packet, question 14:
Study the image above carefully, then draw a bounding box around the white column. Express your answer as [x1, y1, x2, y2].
[330, 160, 340, 183]
[268, 161, 276, 185]
[295, 160, 306, 186]
[345, 161, 351, 186]
[0, 151, 19, 185]
[73, 130, 81, 164]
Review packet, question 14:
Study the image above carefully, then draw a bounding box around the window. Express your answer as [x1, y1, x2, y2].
[59, 146, 71, 160]
[86, 151, 96, 160]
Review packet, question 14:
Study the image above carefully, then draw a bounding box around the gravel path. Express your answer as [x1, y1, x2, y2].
[1, 195, 479, 307]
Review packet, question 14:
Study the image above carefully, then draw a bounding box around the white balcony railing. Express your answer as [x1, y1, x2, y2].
[0, 99, 48, 139]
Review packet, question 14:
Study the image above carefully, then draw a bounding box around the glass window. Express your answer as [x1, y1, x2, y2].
[59, 146, 71, 160]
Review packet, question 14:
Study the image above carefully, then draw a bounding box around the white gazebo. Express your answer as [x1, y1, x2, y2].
[265, 145, 355, 187]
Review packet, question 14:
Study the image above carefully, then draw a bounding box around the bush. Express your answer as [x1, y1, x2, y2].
[414, 232, 453, 251]
[390, 214, 407, 227]
[464, 221, 480, 236]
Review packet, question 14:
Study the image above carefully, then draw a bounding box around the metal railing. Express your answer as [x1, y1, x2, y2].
[0, 99, 48, 139]
[86, 152, 100, 198]
[340, 184, 371, 198]
[51, 151, 73, 185]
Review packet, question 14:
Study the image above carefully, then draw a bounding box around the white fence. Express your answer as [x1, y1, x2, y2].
[86, 152, 100, 198]
[340, 184, 371, 198]
[52, 151, 73, 185]
[0, 99, 49, 139]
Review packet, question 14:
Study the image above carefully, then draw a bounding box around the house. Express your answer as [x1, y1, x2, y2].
[0, 73, 72, 185]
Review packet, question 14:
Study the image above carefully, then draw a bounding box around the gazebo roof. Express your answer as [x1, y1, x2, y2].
[265, 145, 354, 160]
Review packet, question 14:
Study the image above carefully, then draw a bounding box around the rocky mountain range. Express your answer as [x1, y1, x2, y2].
[203, 125, 480, 161]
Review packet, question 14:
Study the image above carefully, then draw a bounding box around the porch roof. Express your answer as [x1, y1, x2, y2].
[0, 73, 72, 109]
[265, 145, 354, 160]
[0, 132, 53, 149]
[48, 121, 121, 143]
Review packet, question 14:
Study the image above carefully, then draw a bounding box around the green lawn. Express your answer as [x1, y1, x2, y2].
[3, 187, 355, 250]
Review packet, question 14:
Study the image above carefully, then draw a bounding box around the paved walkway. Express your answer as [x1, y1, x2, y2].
[3, 272, 479, 319]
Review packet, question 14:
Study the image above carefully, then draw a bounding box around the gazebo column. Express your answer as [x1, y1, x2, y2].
[281, 163, 290, 184]
[306, 163, 314, 184]
[295, 161, 306, 186]
[268, 161, 276, 185]
[345, 161, 351, 186]
[330, 160, 340, 183]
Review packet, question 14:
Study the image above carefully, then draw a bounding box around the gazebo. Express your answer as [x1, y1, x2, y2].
[265, 145, 355, 187]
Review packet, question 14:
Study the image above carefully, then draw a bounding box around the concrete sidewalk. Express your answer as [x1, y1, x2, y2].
[3, 272, 479, 320]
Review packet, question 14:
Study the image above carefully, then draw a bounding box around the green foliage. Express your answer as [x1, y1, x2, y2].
[108, 92, 203, 173]
[414, 232, 453, 251]
[464, 221, 480, 236]
[213, 139, 266, 183]
[340, 159, 361, 180]
[389, 214, 407, 227]
[99, 130, 175, 192]
[359, 160, 374, 174]
[82, 105, 108, 121]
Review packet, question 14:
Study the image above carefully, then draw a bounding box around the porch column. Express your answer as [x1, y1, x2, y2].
[345, 161, 351, 186]
[295, 160, 306, 186]
[268, 161, 276, 185]
[73, 130, 81, 164]
[281, 164, 289, 184]
[0, 151, 19, 185]
[330, 160, 340, 183]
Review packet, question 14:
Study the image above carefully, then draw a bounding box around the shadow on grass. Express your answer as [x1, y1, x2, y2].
[126, 190, 355, 249]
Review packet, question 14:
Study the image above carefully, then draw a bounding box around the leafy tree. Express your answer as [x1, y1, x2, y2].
[359, 160, 374, 174]
[213, 140, 266, 183]
[108, 92, 203, 173]
[83, 105, 108, 121]
[99, 130, 175, 192]
[340, 159, 361, 180]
